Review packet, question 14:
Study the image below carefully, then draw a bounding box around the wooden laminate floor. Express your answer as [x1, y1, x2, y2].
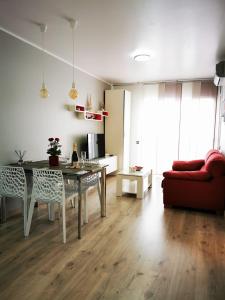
[1, 175, 225, 300]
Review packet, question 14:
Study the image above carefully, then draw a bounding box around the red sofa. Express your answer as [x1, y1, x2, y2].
[162, 150, 225, 213]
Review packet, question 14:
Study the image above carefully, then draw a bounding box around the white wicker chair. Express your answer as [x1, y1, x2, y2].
[25, 169, 69, 243]
[65, 172, 101, 224]
[0, 166, 27, 235]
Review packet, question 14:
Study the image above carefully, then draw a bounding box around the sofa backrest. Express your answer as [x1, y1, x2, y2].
[204, 150, 225, 177]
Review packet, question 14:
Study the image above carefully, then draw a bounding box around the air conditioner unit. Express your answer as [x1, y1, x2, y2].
[214, 61, 225, 86]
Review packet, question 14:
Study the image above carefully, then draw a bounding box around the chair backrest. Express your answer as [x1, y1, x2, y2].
[32, 169, 64, 203]
[0, 166, 26, 200]
[81, 173, 99, 189]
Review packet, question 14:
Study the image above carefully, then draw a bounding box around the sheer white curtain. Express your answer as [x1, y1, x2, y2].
[119, 80, 218, 175]
[155, 83, 182, 174]
[141, 83, 181, 174]
[179, 81, 217, 160]
[141, 84, 159, 172]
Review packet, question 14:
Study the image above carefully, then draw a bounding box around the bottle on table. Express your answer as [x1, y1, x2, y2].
[71, 143, 78, 167]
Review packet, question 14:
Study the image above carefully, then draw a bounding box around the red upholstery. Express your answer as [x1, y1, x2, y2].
[162, 150, 225, 212]
[172, 160, 205, 171]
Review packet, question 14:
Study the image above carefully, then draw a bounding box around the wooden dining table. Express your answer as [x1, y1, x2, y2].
[10, 160, 107, 239]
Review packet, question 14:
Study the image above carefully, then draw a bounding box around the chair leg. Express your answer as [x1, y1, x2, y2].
[62, 203, 66, 243]
[25, 198, 35, 237]
[70, 198, 76, 208]
[0, 196, 6, 224]
[23, 196, 27, 236]
[83, 192, 88, 224]
[57, 203, 61, 219]
[21, 200, 24, 217]
[48, 203, 55, 221]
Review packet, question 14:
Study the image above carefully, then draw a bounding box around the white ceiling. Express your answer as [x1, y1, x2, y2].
[0, 0, 225, 84]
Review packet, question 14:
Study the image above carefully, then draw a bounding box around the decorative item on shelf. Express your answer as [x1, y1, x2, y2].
[68, 19, 79, 100]
[86, 94, 92, 111]
[71, 143, 79, 167]
[86, 112, 93, 120]
[85, 112, 102, 121]
[47, 137, 62, 166]
[66, 104, 75, 111]
[15, 150, 26, 165]
[39, 24, 49, 99]
[99, 102, 105, 111]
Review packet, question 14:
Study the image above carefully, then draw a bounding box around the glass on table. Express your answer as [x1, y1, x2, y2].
[65, 152, 71, 164]
[80, 151, 86, 168]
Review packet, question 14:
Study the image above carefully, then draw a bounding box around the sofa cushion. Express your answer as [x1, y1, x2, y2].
[205, 154, 225, 177]
[163, 170, 211, 181]
[172, 160, 205, 171]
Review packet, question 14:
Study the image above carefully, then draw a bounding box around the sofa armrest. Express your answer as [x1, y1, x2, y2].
[163, 170, 211, 181]
[172, 160, 205, 171]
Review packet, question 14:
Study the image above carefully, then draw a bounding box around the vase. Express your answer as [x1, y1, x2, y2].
[49, 155, 59, 167]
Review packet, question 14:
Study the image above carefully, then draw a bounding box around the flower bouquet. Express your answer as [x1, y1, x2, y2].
[47, 137, 62, 166]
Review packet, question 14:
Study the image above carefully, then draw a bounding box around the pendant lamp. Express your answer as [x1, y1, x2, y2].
[68, 19, 78, 100]
[39, 24, 49, 99]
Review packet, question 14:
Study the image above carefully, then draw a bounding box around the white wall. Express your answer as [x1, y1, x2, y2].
[0, 30, 109, 213]
[0, 30, 109, 164]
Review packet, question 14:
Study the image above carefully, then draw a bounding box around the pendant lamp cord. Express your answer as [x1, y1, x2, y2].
[41, 29, 45, 85]
[72, 26, 75, 83]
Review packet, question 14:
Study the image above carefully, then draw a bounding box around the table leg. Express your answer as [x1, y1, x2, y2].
[78, 178, 82, 239]
[48, 203, 55, 221]
[116, 175, 123, 197]
[100, 167, 106, 217]
[0, 197, 6, 223]
[137, 177, 144, 199]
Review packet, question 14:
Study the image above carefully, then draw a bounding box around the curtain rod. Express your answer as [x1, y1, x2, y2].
[112, 78, 213, 86]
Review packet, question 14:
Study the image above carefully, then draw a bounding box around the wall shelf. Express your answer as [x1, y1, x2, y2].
[102, 111, 109, 117]
[75, 105, 85, 112]
[66, 104, 109, 122]
[85, 111, 102, 121]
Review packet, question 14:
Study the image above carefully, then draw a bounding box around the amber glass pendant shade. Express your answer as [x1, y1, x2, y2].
[69, 81, 78, 100]
[40, 82, 49, 99]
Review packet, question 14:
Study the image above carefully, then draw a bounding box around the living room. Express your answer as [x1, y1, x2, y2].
[1, 0, 225, 299]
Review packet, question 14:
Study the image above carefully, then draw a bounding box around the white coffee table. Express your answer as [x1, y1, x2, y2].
[116, 169, 152, 199]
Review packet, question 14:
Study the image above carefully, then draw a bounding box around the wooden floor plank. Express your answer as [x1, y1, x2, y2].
[1, 175, 225, 300]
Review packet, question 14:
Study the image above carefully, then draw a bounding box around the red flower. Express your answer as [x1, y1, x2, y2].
[47, 137, 62, 156]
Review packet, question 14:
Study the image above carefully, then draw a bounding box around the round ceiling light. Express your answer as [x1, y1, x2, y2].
[133, 54, 150, 62]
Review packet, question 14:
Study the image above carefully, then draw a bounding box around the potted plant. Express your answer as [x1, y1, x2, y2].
[47, 137, 62, 166]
